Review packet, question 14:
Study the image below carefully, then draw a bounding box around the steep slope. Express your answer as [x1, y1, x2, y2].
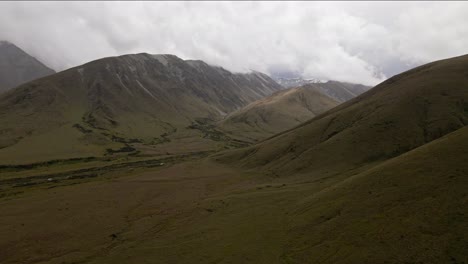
[218, 86, 339, 142]
[0, 53, 282, 164]
[283, 125, 468, 263]
[220, 54, 468, 176]
[0, 41, 55, 93]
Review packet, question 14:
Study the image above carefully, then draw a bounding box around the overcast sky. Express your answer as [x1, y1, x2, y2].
[1, 1, 467, 85]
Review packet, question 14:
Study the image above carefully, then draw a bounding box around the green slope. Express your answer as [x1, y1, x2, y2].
[0, 55, 467, 264]
[283, 125, 468, 263]
[0, 53, 282, 164]
[218, 86, 339, 142]
[220, 54, 468, 176]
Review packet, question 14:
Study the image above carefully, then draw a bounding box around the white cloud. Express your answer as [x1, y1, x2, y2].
[0, 1, 467, 86]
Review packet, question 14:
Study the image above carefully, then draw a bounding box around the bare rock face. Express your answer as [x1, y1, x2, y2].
[0, 41, 55, 93]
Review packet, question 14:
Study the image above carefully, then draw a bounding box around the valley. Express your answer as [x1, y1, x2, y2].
[1, 125, 467, 264]
[0, 43, 467, 263]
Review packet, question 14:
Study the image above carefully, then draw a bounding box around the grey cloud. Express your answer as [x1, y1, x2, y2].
[0, 1, 467, 86]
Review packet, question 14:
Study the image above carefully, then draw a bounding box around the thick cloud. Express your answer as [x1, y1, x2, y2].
[1, 1, 467, 85]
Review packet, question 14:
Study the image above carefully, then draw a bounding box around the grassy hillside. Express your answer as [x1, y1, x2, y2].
[283, 126, 468, 263]
[219, 86, 339, 142]
[1, 129, 466, 264]
[219, 54, 468, 176]
[0, 53, 282, 164]
[0, 54, 467, 264]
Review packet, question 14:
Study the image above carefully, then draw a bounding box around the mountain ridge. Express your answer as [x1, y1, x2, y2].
[218, 85, 340, 142]
[274, 75, 371, 102]
[0, 52, 282, 164]
[217, 54, 468, 176]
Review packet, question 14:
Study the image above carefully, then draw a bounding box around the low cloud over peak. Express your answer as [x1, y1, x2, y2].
[1, 2, 467, 86]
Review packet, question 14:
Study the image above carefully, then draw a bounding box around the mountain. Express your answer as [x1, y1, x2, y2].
[1, 54, 468, 264]
[211, 54, 468, 262]
[273, 76, 326, 88]
[217, 80, 370, 143]
[282, 125, 468, 263]
[308, 81, 370, 102]
[273, 76, 371, 102]
[0, 53, 282, 164]
[0, 41, 55, 93]
[220, 54, 468, 176]
[218, 85, 339, 142]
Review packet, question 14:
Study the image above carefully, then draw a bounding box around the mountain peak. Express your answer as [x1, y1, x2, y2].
[0, 41, 55, 93]
[0, 51, 282, 162]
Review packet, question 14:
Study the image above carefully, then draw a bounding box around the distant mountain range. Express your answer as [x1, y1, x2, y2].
[274, 76, 371, 101]
[273, 76, 327, 88]
[216, 80, 372, 143]
[0, 41, 55, 93]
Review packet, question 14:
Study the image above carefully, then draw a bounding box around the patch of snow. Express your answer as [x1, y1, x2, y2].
[305, 78, 327, 83]
[136, 80, 156, 99]
[215, 108, 227, 116]
[260, 82, 270, 92]
[273, 77, 327, 88]
[153, 55, 168, 66]
[253, 72, 270, 84]
[115, 74, 134, 96]
[186, 60, 204, 71]
[77, 68, 84, 83]
[128, 65, 137, 73]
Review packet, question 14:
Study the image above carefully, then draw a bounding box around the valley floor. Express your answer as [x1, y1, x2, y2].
[1, 127, 467, 264]
[0, 158, 300, 264]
